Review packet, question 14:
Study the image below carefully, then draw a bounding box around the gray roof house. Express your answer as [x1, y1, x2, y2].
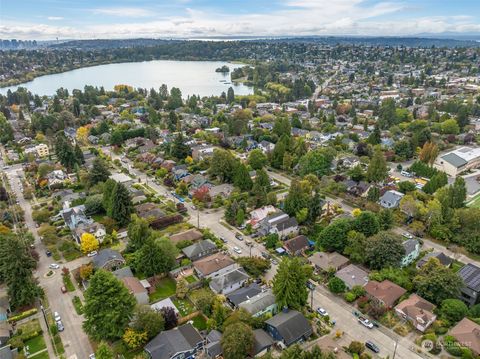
[92, 249, 125, 271]
[209, 268, 249, 295]
[458, 264, 480, 307]
[253, 329, 274, 357]
[401, 239, 420, 267]
[181, 239, 218, 262]
[416, 252, 452, 268]
[0, 345, 17, 359]
[226, 283, 262, 307]
[205, 330, 222, 358]
[265, 309, 312, 347]
[335, 264, 369, 289]
[238, 289, 277, 317]
[144, 323, 204, 359]
[379, 190, 404, 209]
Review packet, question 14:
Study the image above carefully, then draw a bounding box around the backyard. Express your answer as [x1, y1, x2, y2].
[172, 298, 195, 317]
[149, 277, 176, 303]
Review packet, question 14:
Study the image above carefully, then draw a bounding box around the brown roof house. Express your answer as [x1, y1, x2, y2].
[121, 277, 149, 305]
[309, 252, 350, 272]
[364, 280, 407, 309]
[450, 318, 480, 355]
[193, 253, 237, 279]
[335, 264, 369, 289]
[170, 229, 203, 244]
[395, 294, 436, 332]
[283, 235, 310, 256]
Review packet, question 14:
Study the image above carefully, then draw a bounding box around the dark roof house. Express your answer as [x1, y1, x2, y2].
[283, 235, 310, 256]
[265, 309, 312, 346]
[144, 323, 203, 359]
[92, 249, 125, 271]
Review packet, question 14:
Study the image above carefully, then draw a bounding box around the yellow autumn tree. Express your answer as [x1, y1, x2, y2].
[76, 126, 89, 144]
[80, 233, 99, 254]
[122, 328, 148, 350]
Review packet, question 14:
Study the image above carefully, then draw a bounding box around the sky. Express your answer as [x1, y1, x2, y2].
[1, 0, 480, 40]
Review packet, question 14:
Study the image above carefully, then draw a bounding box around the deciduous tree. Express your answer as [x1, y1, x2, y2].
[80, 233, 99, 254]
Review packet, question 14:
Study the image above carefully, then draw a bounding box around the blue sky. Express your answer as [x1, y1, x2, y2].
[2, 0, 480, 40]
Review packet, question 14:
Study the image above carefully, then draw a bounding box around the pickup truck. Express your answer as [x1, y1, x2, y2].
[358, 316, 374, 329]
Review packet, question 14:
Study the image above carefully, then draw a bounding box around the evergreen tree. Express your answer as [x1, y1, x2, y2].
[110, 182, 133, 226]
[89, 158, 111, 185]
[233, 163, 253, 191]
[366, 148, 388, 183]
[170, 133, 190, 160]
[450, 177, 467, 209]
[102, 179, 116, 215]
[273, 257, 308, 310]
[135, 238, 177, 277]
[75, 144, 85, 164]
[226, 87, 235, 104]
[0, 235, 39, 309]
[83, 270, 136, 341]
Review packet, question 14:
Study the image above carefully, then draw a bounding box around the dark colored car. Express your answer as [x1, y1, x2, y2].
[365, 341, 380, 353]
[45, 249, 52, 257]
[235, 233, 243, 241]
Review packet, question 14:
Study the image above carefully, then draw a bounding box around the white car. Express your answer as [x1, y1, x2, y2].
[402, 232, 413, 239]
[89, 355, 96, 359]
[54, 312, 61, 322]
[233, 247, 242, 254]
[316, 308, 328, 317]
[49, 263, 60, 269]
[87, 251, 98, 257]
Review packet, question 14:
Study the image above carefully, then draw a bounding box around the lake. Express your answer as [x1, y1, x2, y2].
[0, 60, 253, 97]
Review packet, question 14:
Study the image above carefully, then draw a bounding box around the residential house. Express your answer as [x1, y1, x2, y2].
[109, 172, 133, 186]
[257, 211, 299, 239]
[309, 252, 350, 272]
[395, 294, 436, 332]
[401, 239, 421, 267]
[181, 240, 218, 262]
[0, 345, 17, 359]
[226, 283, 262, 308]
[192, 145, 216, 161]
[209, 268, 249, 295]
[450, 318, 480, 355]
[458, 264, 480, 306]
[258, 140, 275, 154]
[335, 264, 369, 289]
[364, 280, 407, 309]
[47, 170, 67, 188]
[122, 277, 149, 305]
[379, 190, 404, 209]
[161, 160, 176, 172]
[253, 329, 275, 357]
[205, 330, 222, 359]
[170, 229, 203, 244]
[74, 222, 106, 245]
[135, 203, 165, 221]
[193, 253, 237, 279]
[61, 204, 92, 233]
[416, 252, 452, 268]
[248, 205, 277, 228]
[283, 235, 310, 256]
[92, 249, 125, 271]
[208, 184, 234, 199]
[238, 289, 277, 317]
[265, 309, 312, 347]
[144, 323, 204, 359]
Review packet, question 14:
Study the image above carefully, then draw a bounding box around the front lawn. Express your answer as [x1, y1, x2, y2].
[30, 351, 49, 359]
[184, 275, 198, 284]
[172, 298, 195, 317]
[24, 335, 47, 354]
[191, 314, 207, 330]
[149, 278, 176, 303]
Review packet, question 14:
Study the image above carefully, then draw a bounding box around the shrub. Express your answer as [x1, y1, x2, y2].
[344, 292, 357, 302]
[72, 296, 84, 315]
[348, 341, 365, 354]
[8, 309, 38, 323]
[328, 277, 346, 294]
[440, 299, 468, 323]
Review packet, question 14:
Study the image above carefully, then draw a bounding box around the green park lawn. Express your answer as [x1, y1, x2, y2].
[149, 278, 176, 302]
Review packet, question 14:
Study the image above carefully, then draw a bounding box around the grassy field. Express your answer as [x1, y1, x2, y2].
[25, 335, 47, 354]
[191, 314, 207, 330]
[149, 278, 176, 303]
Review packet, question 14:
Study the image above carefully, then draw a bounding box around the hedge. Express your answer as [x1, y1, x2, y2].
[8, 308, 38, 323]
[72, 296, 84, 315]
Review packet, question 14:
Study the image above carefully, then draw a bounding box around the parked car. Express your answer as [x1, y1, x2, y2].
[316, 308, 328, 317]
[89, 355, 96, 359]
[54, 312, 61, 322]
[49, 263, 60, 269]
[61, 286, 67, 294]
[45, 250, 52, 257]
[220, 236, 228, 243]
[306, 281, 316, 290]
[365, 341, 380, 353]
[233, 247, 242, 254]
[358, 316, 374, 329]
[271, 259, 278, 265]
[56, 321, 64, 332]
[401, 170, 413, 177]
[402, 232, 414, 239]
[261, 252, 271, 259]
[235, 233, 243, 241]
[87, 251, 98, 257]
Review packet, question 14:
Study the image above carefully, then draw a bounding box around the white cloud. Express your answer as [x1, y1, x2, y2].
[47, 16, 64, 21]
[2, 1, 480, 40]
[91, 7, 152, 18]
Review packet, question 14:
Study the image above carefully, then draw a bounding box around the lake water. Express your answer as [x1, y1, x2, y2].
[0, 60, 253, 97]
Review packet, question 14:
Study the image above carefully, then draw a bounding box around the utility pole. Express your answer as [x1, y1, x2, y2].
[392, 339, 398, 359]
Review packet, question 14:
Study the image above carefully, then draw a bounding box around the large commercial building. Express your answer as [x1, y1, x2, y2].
[434, 147, 480, 177]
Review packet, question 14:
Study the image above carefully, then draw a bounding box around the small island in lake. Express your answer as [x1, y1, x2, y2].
[215, 65, 230, 73]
